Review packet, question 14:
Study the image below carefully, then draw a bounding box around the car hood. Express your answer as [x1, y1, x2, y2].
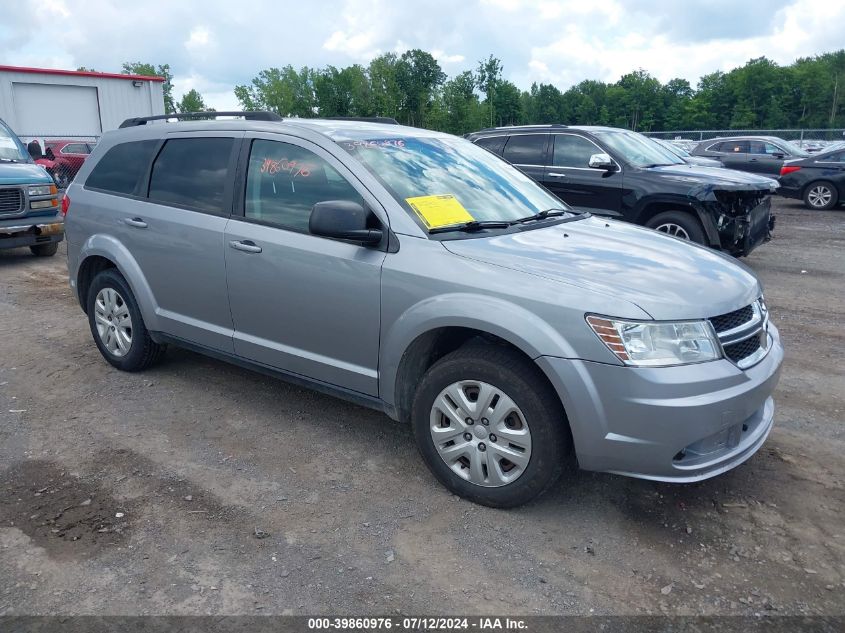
[442, 216, 761, 321]
[684, 156, 723, 168]
[646, 164, 778, 193]
[0, 161, 53, 186]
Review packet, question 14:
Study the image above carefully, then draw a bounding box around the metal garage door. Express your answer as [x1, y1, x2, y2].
[12, 82, 102, 136]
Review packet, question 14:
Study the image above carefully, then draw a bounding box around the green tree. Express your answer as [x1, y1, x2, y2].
[122, 62, 175, 113]
[476, 55, 504, 126]
[235, 66, 316, 117]
[394, 49, 446, 126]
[177, 89, 212, 113]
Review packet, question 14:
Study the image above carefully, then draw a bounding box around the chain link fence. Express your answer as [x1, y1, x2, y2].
[19, 134, 101, 189]
[643, 128, 845, 152]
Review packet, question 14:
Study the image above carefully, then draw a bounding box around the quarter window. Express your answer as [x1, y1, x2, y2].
[85, 140, 159, 195]
[62, 143, 89, 154]
[474, 136, 506, 155]
[244, 139, 362, 233]
[502, 134, 546, 165]
[552, 134, 601, 168]
[148, 137, 234, 213]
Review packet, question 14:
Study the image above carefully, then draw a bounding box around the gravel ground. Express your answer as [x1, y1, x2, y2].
[0, 197, 843, 616]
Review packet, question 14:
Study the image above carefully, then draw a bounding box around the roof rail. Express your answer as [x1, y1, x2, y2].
[118, 111, 283, 128]
[327, 116, 400, 125]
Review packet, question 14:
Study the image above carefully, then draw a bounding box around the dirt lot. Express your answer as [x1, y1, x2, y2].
[0, 197, 843, 617]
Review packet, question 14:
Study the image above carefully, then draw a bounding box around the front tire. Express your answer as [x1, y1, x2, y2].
[30, 242, 59, 257]
[87, 269, 166, 371]
[645, 210, 706, 244]
[803, 181, 838, 210]
[412, 343, 570, 508]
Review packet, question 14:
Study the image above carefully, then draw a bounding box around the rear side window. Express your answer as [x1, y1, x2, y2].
[714, 140, 749, 153]
[502, 134, 546, 165]
[148, 137, 234, 213]
[552, 134, 600, 168]
[474, 136, 506, 155]
[85, 140, 159, 195]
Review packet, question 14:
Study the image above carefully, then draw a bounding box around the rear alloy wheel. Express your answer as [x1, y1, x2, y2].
[412, 343, 569, 508]
[804, 181, 838, 210]
[645, 210, 706, 245]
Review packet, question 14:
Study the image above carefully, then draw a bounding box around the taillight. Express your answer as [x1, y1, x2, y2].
[61, 194, 70, 216]
[780, 165, 801, 176]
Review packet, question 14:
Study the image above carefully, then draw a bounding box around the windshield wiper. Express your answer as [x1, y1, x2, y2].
[428, 220, 512, 234]
[511, 208, 574, 224]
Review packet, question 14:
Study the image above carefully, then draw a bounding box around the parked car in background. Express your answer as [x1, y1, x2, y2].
[44, 139, 96, 188]
[778, 146, 845, 210]
[467, 125, 776, 256]
[691, 136, 809, 176]
[0, 118, 64, 256]
[652, 138, 723, 167]
[65, 112, 783, 508]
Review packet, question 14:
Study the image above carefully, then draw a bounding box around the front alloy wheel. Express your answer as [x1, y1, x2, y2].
[430, 380, 532, 487]
[653, 222, 691, 240]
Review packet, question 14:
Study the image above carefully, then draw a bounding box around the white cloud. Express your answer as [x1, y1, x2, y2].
[2, 0, 843, 113]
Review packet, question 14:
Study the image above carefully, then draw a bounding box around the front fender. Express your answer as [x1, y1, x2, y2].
[379, 292, 578, 407]
[634, 194, 720, 247]
[77, 234, 160, 331]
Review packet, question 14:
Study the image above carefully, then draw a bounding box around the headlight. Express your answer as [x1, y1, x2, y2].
[587, 315, 721, 367]
[29, 184, 57, 197]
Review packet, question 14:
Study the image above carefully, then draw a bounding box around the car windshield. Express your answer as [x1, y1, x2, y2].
[594, 130, 685, 168]
[655, 139, 690, 157]
[776, 139, 810, 157]
[0, 121, 29, 162]
[338, 134, 575, 229]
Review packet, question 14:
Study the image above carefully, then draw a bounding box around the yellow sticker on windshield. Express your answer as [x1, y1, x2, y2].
[405, 194, 474, 230]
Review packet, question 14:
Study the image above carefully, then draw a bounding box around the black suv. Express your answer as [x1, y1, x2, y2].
[466, 125, 777, 256]
[691, 135, 809, 176]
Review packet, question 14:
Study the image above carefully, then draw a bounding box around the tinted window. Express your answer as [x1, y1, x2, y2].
[245, 139, 362, 233]
[149, 137, 233, 213]
[502, 134, 546, 165]
[748, 141, 783, 155]
[715, 140, 749, 153]
[86, 140, 159, 195]
[474, 136, 505, 155]
[62, 143, 89, 154]
[818, 151, 845, 163]
[552, 134, 601, 168]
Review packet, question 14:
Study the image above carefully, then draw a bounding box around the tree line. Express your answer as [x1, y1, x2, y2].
[104, 49, 845, 133]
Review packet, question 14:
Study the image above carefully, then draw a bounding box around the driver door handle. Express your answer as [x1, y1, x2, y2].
[547, 172, 567, 178]
[229, 239, 262, 254]
[124, 217, 148, 228]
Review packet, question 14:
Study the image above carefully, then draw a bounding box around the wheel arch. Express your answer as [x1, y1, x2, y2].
[635, 196, 720, 247]
[76, 234, 159, 329]
[380, 294, 577, 424]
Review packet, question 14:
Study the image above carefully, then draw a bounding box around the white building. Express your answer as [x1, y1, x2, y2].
[0, 65, 165, 138]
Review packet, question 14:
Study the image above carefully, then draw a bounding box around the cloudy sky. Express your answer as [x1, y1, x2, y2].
[3, 0, 844, 110]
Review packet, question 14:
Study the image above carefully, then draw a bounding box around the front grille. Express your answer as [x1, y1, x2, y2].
[709, 305, 754, 333]
[724, 333, 763, 363]
[0, 187, 24, 216]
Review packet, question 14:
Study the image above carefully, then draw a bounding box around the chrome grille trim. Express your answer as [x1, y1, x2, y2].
[710, 299, 770, 370]
[0, 186, 25, 217]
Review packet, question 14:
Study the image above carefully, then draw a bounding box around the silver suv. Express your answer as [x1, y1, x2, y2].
[65, 112, 784, 507]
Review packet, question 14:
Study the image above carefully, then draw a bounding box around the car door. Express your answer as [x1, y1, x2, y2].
[224, 135, 386, 396]
[117, 132, 240, 352]
[542, 133, 622, 216]
[500, 134, 549, 183]
[713, 140, 750, 171]
[747, 140, 787, 175]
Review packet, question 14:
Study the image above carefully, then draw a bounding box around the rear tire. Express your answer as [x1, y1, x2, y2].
[30, 242, 59, 257]
[645, 210, 706, 244]
[803, 181, 838, 210]
[87, 268, 166, 371]
[411, 343, 570, 508]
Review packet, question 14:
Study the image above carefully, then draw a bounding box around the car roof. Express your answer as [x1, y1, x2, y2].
[704, 136, 787, 143]
[467, 124, 631, 137]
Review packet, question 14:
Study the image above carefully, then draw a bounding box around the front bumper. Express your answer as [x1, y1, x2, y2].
[709, 195, 773, 257]
[0, 213, 65, 249]
[537, 322, 783, 482]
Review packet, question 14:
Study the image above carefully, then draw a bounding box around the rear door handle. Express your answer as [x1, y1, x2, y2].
[229, 239, 262, 254]
[547, 172, 567, 178]
[124, 217, 147, 228]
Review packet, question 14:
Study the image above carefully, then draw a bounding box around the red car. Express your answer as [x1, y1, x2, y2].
[37, 140, 96, 188]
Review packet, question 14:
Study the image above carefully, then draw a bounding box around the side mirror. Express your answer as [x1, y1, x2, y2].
[588, 153, 616, 171]
[772, 152, 785, 159]
[309, 200, 383, 245]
